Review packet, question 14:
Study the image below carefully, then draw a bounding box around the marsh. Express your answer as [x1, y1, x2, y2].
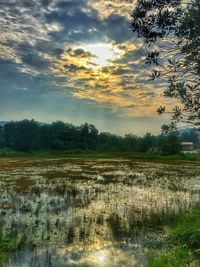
[1, 158, 200, 266]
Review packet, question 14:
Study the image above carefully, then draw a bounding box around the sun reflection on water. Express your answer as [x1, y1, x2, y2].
[95, 250, 107, 265]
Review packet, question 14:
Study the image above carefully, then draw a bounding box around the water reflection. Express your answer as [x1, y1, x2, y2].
[1, 158, 200, 266]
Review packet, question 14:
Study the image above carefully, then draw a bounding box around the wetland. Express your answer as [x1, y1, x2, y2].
[1, 157, 200, 266]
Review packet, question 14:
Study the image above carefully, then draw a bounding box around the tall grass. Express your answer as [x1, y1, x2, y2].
[0, 227, 21, 266]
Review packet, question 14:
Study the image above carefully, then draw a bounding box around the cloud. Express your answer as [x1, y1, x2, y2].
[63, 64, 87, 72]
[88, 0, 137, 19]
[101, 14, 133, 42]
[0, 0, 174, 125]
[49, 41, 174, 117]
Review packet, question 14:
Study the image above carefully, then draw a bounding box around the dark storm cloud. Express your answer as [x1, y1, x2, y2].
[63, 64, 87, 72]
[46, 6, 105, 44]
[17, 43, 50, 70]
[56, 0, 88, 9]
[112, 68, 130, 75]
[102, 14, 133, 42]
[0, 59, 52, 95]
[45, 5, 132, 44]
[40, 0, 53, 7]
[73, 48, 88, 56]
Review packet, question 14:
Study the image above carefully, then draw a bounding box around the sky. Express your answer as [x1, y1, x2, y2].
[0, 0, 173, 136]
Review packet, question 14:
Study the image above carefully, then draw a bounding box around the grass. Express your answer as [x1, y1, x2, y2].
[0, 228, 21, 266]
[128, 207, 185, 231]
[0, 148, 200, 163]
[107, 213, 127, 240]
[148, 247, 190, 267]
[171, 208, 200, 259]
[0, 149, 28, 157]
[107, 207, 188, 242]
[148, 208, 200, 266]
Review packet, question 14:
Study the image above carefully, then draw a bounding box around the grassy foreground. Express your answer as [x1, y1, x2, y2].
[0, 228, 21, 266]
[148, 208, 200, 267]
[2, 209, 200, 266]
[0, 148, 200, 162]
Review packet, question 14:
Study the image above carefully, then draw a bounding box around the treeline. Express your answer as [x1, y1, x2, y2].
[0, 120, 199, 154]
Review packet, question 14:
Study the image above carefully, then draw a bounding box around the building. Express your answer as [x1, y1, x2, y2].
[181, 142, 194, 152]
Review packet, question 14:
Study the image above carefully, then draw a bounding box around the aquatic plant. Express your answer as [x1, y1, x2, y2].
[0, 158, 200, 266]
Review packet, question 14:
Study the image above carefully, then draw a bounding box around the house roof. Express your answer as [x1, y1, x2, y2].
[181, 142, 193, 145]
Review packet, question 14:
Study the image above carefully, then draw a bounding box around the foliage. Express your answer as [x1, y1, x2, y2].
[107, 213, 127, 240]
[148, 247, 189, 267]
[0, 126, 5, 147]
[2, 120, 99, 152]
[148, 208, 200, 266]
[0, 119, 186, 154]
[171, 208, 200, 251]
[157, 133, 181, 155]
[131, 0, 200, 128]
[0, 228, 20, 265]
[4, 120, 39, 151]
[1, 119, 198, 154]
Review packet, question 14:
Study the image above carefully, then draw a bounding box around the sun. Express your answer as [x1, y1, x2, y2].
[85, 43, 116, 69]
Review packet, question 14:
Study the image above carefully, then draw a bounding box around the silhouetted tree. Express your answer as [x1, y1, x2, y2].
[1, 120, 184, 155]
[4, 120, 39, 151]
[158, 133, 181, 155]
[38, 125, 56, 150]
[124, 134, 138, 151]
[78, 123, 98, 150]
[131, 0, 200, 128]
[0, 126, 5, 148]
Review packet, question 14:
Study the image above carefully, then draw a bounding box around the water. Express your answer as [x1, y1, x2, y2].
[1, 158, 200, 266]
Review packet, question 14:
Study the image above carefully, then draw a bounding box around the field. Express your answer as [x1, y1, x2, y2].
[1, 157, 200, 266]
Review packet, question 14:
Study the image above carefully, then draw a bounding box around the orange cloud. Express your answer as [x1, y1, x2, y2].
[50, 42, 176, 117]
[88, 0, 136, 19]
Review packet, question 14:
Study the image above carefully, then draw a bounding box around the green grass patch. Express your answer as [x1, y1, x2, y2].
[0, 228, 21, 266]
[148, 208, 200, 267]
[148, 246, 190, 267]
[171, 208, 200, 253]
[0, 149, 28, 158]
[0, 148, 200, 163]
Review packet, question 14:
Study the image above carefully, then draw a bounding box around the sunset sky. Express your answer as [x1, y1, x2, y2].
[0, 0, 173, 135]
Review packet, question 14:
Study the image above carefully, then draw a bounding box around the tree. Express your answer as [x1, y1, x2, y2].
[78, 123, 99, 150]
[38, 125, 56, 150]
[0, 126, 5, 148]
[97, 132, 123, 152]
[50, 121, 69, 149]
[136, 133, 155, 152]
[4, 120, 39, 151]
[131, 0, 200, 128]
[157, 133, 181, 155]
[1, 119, 183, 155]
[124, 134, 138, 151]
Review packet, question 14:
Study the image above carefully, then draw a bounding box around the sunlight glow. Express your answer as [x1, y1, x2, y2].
[97, 254, 105, 264]
[86, 43, 116, 68]
[95, 250, 107, 265]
